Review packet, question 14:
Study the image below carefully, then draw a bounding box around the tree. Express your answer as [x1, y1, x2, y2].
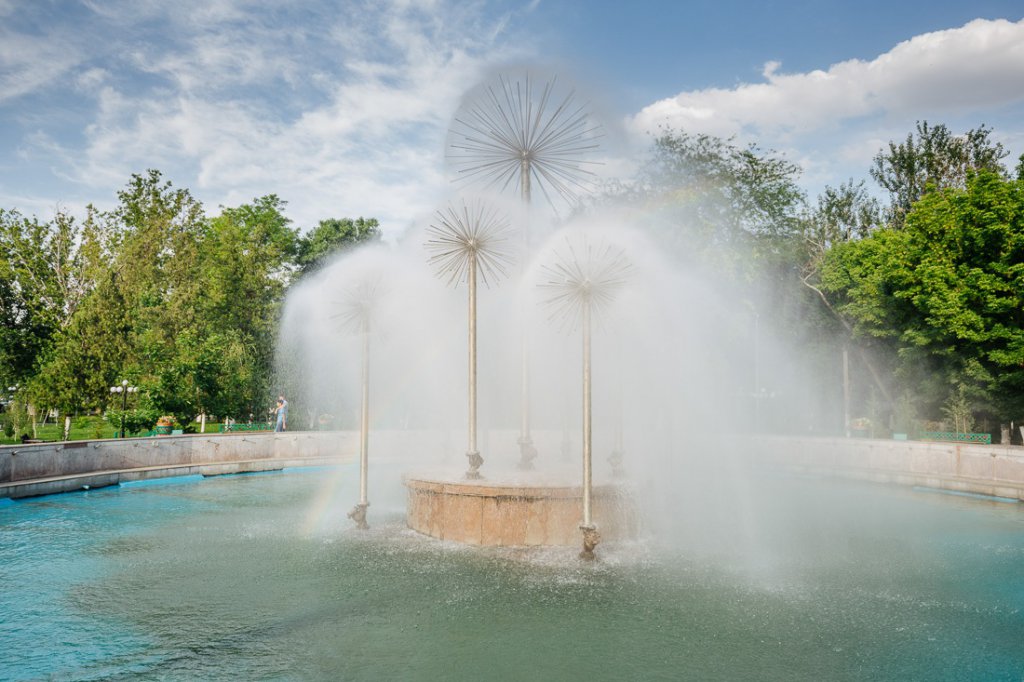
[800, 180, 882, 291]
[0, 208, 90, 387]
[296, 217, 381, 275]
[26, 171, 209, 420]
[821, 171, 1024, 423]
[198, 195, 298, 417]
[797, 181, 891, 404]
[870, 121, 1008, 228]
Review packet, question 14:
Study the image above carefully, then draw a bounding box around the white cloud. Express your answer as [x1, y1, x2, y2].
[8, 0, 535, 235]
[0, 29, 83, 105]
[632, 18, 1024, 137]
[629, 18, 1024, 198]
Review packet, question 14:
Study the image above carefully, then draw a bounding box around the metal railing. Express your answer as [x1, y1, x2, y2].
[919, 431, 992, 445]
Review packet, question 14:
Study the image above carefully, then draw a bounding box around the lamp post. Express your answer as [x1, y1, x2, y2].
[109, 380, 137, 438]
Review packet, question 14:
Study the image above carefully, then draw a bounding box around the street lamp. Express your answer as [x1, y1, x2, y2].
[109, 379, 137, 438]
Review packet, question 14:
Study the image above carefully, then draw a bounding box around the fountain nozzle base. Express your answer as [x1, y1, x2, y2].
[348, 502, 370, 530]
[579, 524, 600, 560]
[465, 451, 484, 480]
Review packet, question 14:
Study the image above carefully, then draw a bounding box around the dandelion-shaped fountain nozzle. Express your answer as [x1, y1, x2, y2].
[425, 198, 515, 479]
[331, 277, 385, 335]
[447, 72, 604, 214]
[425, 199, 515, 287]
[539, 237, 633, 332]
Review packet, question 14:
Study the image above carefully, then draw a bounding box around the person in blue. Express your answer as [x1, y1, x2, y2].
[274, 395, 288, 432]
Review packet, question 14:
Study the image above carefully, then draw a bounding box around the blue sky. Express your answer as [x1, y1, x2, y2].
[2, 0, 1023, 235]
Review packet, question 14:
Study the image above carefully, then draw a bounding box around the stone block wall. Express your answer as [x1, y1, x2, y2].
[756, 435, 1024, 500]
[0, 431, 357, 498]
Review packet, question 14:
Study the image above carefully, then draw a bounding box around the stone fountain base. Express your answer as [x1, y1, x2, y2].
[404, 471, 636, 547]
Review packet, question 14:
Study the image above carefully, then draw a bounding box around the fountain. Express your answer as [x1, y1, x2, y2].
[390, 71, 645, 559]
[6, 67, 1022, 680]
[447, 71, 604, 470]
[424, 198, 515, 480]
[334, 277, 383, 529]
[538, 237, 632, 558]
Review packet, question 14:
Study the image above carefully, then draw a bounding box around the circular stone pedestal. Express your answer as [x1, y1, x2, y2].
[404, 472, 636, 547]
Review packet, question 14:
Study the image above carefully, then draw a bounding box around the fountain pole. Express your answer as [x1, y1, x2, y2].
[539, 237, 631, 560]
[447, 74, 603, 470]
[342, 282, 378, 531]
[518, 156, 537, 469]
[348, 325, 371, 528]
[466, 250, 483, 479]
[579, 294, 600, 560]
[425, 200, 513, 481]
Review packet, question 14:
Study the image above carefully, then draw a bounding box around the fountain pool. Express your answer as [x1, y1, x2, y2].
[1, 464, 1022, 680]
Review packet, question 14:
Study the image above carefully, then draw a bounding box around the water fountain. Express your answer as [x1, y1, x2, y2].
[538, 237, 632, 558]
[6, 68, 1022, 680]
[393, 71, 646, 558]
[334, 277, 383, 529]
[447, 71, 604, 470]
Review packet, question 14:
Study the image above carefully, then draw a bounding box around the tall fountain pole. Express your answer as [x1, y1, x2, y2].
[447, 74, 603, 470]
[342, 281, 379, 531]
[540, 239, 631, 560]
[358, 325, 370, 507]
[579, 295, 600, 560]
[466, 250, 482, 479]
[518, 155, 537, 469]
[347, 320, 371, 529]
[425, 200, 513, 481]
[581, 295, 594, 526]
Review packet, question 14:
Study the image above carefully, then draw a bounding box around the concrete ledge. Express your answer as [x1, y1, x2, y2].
[755, 435, 1024, 501]
[0, 431, 357, 499]
[0, 456, 349, 499]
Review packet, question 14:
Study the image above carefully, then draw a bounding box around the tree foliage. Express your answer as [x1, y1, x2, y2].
[296, 217, 380, 275]
[822, 171, 1024, 421]
[870, 121, 1008, 228]
[0, 208, 90, 387]
[14, 172, 314, 429]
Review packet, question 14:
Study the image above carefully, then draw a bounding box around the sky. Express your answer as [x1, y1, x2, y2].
[2, 0, 1023, 237]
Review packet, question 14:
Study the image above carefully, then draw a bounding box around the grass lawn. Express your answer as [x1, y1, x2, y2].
[1, 416, 144, 445]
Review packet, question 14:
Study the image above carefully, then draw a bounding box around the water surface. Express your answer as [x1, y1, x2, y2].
[1, 467, 1022, 680]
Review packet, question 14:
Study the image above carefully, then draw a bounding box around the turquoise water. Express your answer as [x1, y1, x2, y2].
[1, 467, 1022, 681]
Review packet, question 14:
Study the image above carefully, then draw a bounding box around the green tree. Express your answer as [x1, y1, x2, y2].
[26, 171, 208, 421]
[0, 208, 90, 387]
[870, 121, 1008, 228]
[296, 217, 380, 275]
[798, 180, 891, 404]
[822, 170, 1024, 423]
[198, 195, 298, 417]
